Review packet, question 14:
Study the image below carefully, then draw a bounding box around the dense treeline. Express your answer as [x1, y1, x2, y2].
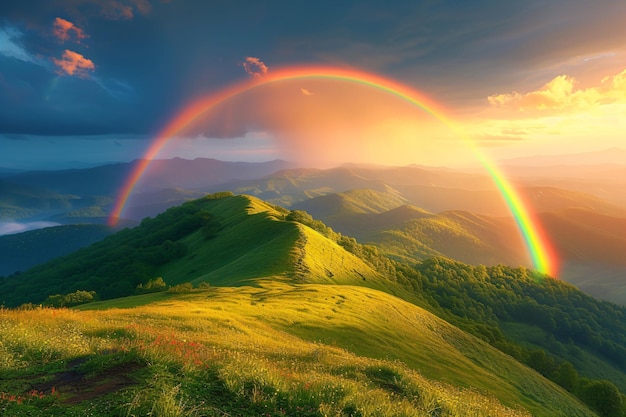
[410, 258, 626, 371]
[397, 257, 626, 416]
[0, 199, 221, 306]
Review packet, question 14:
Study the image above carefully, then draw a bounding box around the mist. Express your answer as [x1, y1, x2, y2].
[0, 221, 61, 236]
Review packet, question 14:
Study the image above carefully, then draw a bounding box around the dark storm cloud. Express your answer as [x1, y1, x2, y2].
[1, 0, 624, 139]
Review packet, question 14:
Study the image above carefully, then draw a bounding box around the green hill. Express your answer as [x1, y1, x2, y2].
[1, 282, 596, 417]
[3, 193, 626, 416]
[294, 189, 626, 304]
[0, 193, 389, 306]
[295, 190, 528, 267]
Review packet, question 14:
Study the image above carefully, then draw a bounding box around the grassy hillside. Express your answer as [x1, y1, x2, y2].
[295, 189, 626, 304]
[297, 190, 529, 267]
[0, 284, 595, 416]
[292, 189, 409, 220]
[3, 193, 626, 415]
[0, 193, 387, 306]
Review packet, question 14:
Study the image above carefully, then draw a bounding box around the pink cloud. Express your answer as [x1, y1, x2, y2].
[53, 17, 88, 43]
[242, 57, 268, 78]
[52, 49, 95, 77]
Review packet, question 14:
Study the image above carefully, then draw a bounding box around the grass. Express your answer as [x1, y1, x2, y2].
[0, 283, 595, 416]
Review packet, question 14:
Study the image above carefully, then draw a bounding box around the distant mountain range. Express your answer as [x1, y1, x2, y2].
[5, 157, 292, 197]
[2, 157, 625, 305]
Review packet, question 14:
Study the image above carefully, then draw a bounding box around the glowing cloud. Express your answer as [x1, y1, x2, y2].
[300, 88, 313, 96]
[488, 69, 626, 113]
[477, 68, 626, 149]
[242, 57, 269, 78]
[108, 65, 558, 278]
[53, 18, 87, 43]
[53, 49, 95, 77]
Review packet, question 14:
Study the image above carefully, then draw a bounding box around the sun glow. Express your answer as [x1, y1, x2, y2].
[108, 65, 558, 277]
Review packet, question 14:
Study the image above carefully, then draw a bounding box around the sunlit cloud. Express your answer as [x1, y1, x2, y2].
[53, 17, 88, 43]
[242, 57, 269, 78]
[53, 49, 95, 77]
[470, 68, 626, 155]
[488, 69, 626, 114]
[300, 88, 313, 96]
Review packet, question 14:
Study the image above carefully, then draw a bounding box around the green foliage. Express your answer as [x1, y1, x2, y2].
[43, 290, 97, 307]
[578, 379, 624, 417]
[287, 210, 336, 238]
[136, 277, 168, 294]
[402, 256, 626, 415]
[0, 198, 223, 306]
[167, 282, 194, 294]
[410, 258, 626, 373]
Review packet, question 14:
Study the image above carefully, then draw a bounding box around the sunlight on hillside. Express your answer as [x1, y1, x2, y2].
[1, 283, 596, 416]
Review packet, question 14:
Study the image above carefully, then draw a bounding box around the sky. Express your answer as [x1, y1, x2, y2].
[1, 0, 625, 169]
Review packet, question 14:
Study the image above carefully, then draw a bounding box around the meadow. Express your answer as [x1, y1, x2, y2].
[0, 282, 594, 417]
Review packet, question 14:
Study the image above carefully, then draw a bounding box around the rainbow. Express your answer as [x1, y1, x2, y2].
[108, 65, 558, 277]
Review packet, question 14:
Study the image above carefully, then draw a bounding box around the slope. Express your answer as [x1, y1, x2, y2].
[291, 188, 410, 220]
[0, 193, 386, 307]
[295, 190, 529, 267]
[295, 188, 626, 303]
[1, 283, 595, 416]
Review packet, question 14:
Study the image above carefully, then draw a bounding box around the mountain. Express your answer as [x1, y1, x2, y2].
[499, 150, 626, 209]
[292, 188, 410, 220]
[293, 188, 626, 304]
[216, 165, 625, 217]
[6, 158, 292, 197]
[294, 189, 526, 265]
[0, 179, 80, 220]
[0, 224, 112, 276]
[1, 193, 612, 416]
[0, 193, 391, 306]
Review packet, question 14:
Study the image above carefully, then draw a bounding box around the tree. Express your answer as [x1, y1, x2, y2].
[553, 361, 579, 392]
[136, 277, 168, 294]
[168, 282, 194, 294]
[579, 379, 624, 417]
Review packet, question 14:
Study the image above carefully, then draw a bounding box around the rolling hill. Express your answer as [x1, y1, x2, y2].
[293, 188, 626, 304]
[2, 193, 626, 416]
[6, 158, 291, 197]
[2, 283, 592, 417]
[0, 180, 80, 221]
[0, 193, 392, 306]
[294, 189, 528, 267]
